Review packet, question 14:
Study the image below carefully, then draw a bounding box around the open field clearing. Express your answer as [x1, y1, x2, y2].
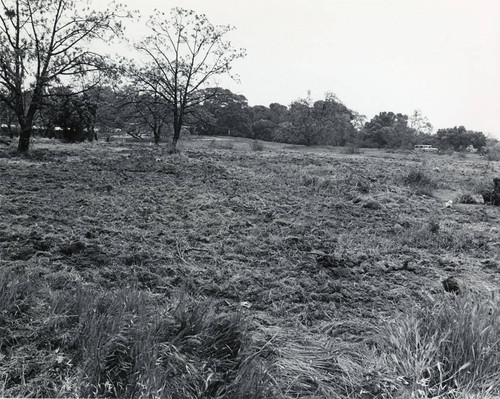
[1, 137, 499, 398]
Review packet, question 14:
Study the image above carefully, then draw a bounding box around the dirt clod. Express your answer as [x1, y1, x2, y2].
[59, 241, 86, 256]
[442, 276, 461, 294]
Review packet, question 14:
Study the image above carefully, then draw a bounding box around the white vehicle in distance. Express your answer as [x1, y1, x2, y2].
[414, 144, 438, 152]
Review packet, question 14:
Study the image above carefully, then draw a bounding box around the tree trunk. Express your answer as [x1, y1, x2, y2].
[154, 126, 161, 145]
[172, 124, 181, 150]
[17, 126, 31, 153]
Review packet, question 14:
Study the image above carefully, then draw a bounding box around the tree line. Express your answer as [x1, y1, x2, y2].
[0, 1, 491, 153]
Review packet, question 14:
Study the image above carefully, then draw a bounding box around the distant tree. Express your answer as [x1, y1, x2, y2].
[135, 8, 246, 150]
[0, 101, 17, 138]
[249, 105, 272, 123]
[311, 93, 356, 146]
[435, 126, 487, 151]
[0, 0, 127, 152]
[287, 92, 356, 146]
[86, 85, 127, 135]
[409, 110, 433, 135]
[191, 88, 252, 137]
[289, 93, 316, 146]
[269, 103, 288, 124]
[42, 87, 97, 142]
[350, 111, 367, 131]
[363, 111, 416, 148]
[252, 119, 275, 141]
[272, 121, 301, 144]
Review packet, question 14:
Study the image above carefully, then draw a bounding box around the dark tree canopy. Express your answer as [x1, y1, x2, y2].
[41, 87, 97, 142]
[435, 126, 487, 151]
[190, 88, 252, 137]
[362, 111, 416, 148]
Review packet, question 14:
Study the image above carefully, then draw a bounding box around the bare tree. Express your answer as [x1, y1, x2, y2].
[135, 8, 246, 150]
[0, 0, 127, 152]
[409, 110, 433, 135]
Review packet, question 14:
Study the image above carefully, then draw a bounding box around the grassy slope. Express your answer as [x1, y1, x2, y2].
[0, 137, 499, 398]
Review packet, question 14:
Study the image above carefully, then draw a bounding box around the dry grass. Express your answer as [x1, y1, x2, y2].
[377, 291, 500, 397]
[0, 138, 499, 397]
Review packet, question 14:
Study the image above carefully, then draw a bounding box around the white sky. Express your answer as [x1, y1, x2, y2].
[107, 0, 500, 138]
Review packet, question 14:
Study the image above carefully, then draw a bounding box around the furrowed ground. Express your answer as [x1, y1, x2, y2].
[1, 137, 499, 398]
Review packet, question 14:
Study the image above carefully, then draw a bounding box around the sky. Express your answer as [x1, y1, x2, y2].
[110, 0, 500, 138]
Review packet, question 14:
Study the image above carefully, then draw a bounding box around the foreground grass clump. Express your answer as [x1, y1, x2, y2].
[0, 269, 271, 398]
[378, 291, 500, 397]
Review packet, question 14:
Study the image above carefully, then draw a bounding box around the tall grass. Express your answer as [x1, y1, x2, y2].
[377, 291, 500, 397]
[0, 269, 272, 398]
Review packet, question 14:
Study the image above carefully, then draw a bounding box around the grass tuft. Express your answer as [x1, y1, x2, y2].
[377, 291, 500, 397]
[402, 169, 436, 196]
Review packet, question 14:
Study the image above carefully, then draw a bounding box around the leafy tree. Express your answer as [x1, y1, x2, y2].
[350, 111, 367, 132]
[435, 126, 487, 151]
[134, 8, 246, 150]
[272, 121, 301, 144]
[86, 85, 127, 135]
[269, 103, 288, 125]
[190, 88, 252, 137]
[311, 93, 356, 146]
[249, 105, 272, 123]
[363, 111, 416, 148]
[288, 92, 316, 146]
[252, 119, 275, 141]
[287, 92, 356, 146]
[0, 0, 127, 152]
[42, 87, 97, 142]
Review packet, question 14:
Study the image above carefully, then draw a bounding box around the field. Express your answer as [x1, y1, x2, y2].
[1, 136, 499, 398]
